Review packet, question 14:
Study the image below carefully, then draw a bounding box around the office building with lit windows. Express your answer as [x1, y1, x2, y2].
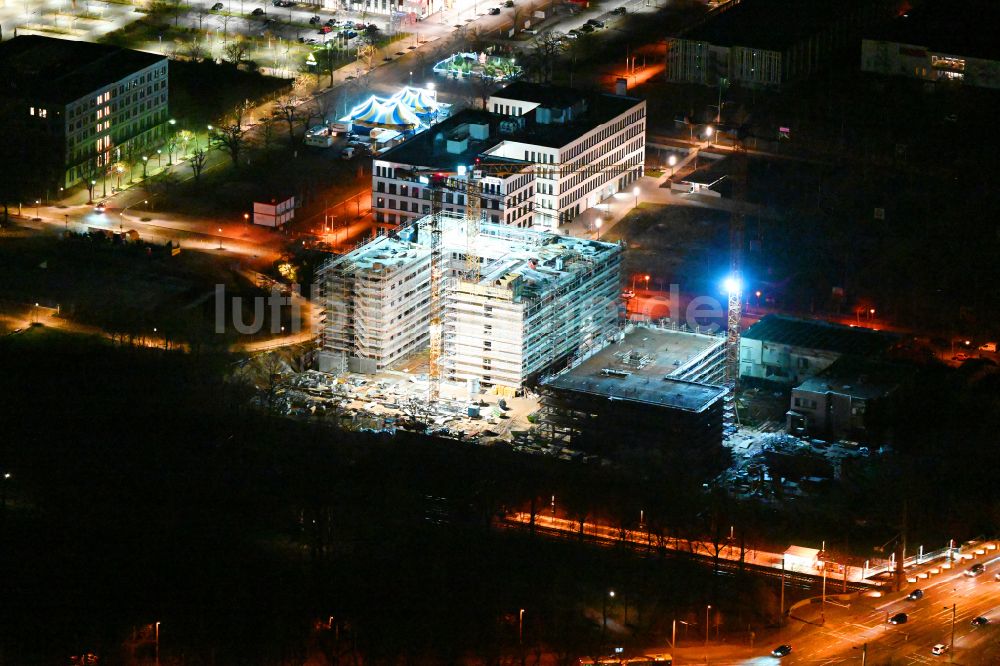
[861, 0, 1000, 90]
[0, 36, 169, 192]
[370, 82, 645, 231]
[665, 0, 898, 88]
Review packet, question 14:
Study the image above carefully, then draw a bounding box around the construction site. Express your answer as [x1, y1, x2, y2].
[539, 325, 730, 454]
[317, 211, 624, 394]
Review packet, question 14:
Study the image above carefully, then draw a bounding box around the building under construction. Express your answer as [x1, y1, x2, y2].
[539, 325, 729, 452]
[317, 212, 623, 391]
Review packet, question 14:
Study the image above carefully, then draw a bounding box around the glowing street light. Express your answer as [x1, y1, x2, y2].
[595, 218, 603, 240]
[668, 154, 678, 176]
[218, 227, 224, 250]
[632, 186, 640, 208]
[705, 125, 714, 146]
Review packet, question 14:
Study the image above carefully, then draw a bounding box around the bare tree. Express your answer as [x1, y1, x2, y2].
[210, 121, 248, 167]
[190, 147, 208, 181]
[307, 94, 333, 127]
[528, 31, 562, 83]
[470, 75, 498, 110]
[184, 39, 207, 61]
[195, 3, 210, 30]
[274, 95, 302, 147]
[220, 13, 232, 43]
[223, 38, 248, 66]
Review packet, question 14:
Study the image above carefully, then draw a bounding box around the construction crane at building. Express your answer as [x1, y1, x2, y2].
[419, 159, 635, 403]
[725, 127, 749, 388]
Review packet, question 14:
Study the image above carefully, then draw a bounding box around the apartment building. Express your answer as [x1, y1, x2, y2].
[318, 212, 624, 390]
[0, 36, 169, 192]
[665, 0, 899, 88]
[371, 82, 645, 231]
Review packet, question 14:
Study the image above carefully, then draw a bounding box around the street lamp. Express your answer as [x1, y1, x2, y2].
[244, 212, 250, 228]
[668, 154, 678, 177]
[632, 186, 640, 208]
[34, 199, 40, 220]
[644, 274, 650, 291]
[142, 155, 149, 179]
[705, 126, 714, 146]
[218, 227, 224, 250]
[156, 149, 162, 167]
[945, 604, 955, 663]
[120, 199, 148, 232]
[518, 609, 524, 645]
[705, 604, 712, 655]
[595, 218, 603, 240]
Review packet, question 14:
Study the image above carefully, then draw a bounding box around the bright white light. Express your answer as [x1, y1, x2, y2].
[668, 155, 678, 166]
[426, 81, 436, 90]
[595, 218, 603, 229]
[419, 175, 430, 185]
[705, 126, 714, 137]
[632, 187, 640, 196]
[457, 165, 467, 176]
[723, 276, 741, 294]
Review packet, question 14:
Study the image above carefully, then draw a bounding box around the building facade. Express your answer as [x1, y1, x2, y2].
[371, 82, 645, 231]
[318, 212, 624, 390]
[739, 315, 895, 386]
[665, 0, 899, 88]
[0, 36, 169, 193]
[860, 1, 1000, 89]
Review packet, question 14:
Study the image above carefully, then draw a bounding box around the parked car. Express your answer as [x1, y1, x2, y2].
[211, 2, 224, 9]
[622, 290, 635, 299]
[325, 17, 336, 25]
[771, 645, 792, 657]
[612, 5, 626, 13]
[522, 27, 537, 34]
[889, 613, 908, 625]
[319, 25, 332, 33]
[488, 6, 500, 13]
[981, 341, 998, 352]
[907, 589, 924, 600]
[579, 23, 595, 33]
[972, 616, 990, 626]
[309, 14, 320, 23]
[340, 146, 356, 159]
[250, 7, 264, 15]
[932, 644, 948, 656]
[586, 18, 605, 27]
[94, 201, 106, 213]
[504, 0, 514, 6]
[566, 29, 580, 38]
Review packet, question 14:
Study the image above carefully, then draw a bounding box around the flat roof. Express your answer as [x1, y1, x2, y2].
[865, 0, 1000, 61]
[795, 356, 911, 400]
[330, 235, 430, 273]
[685, 0, 873, 52]
[544, 327, 727, 412]
[379, 84, 643, 167]
[743, 315, 895, 356]
[0, 36, 166, 105]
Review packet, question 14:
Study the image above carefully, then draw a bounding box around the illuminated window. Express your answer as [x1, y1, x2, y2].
[930, 55, 965, 71]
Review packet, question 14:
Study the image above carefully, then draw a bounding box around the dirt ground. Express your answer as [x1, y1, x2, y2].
[603, 203, 730, 295]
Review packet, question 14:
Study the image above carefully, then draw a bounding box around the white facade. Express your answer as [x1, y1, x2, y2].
[319, 213, 623, 389]
[319, 236, 433, 373]
[253, 195, 295, 227]
[371, 83, 645, 231]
